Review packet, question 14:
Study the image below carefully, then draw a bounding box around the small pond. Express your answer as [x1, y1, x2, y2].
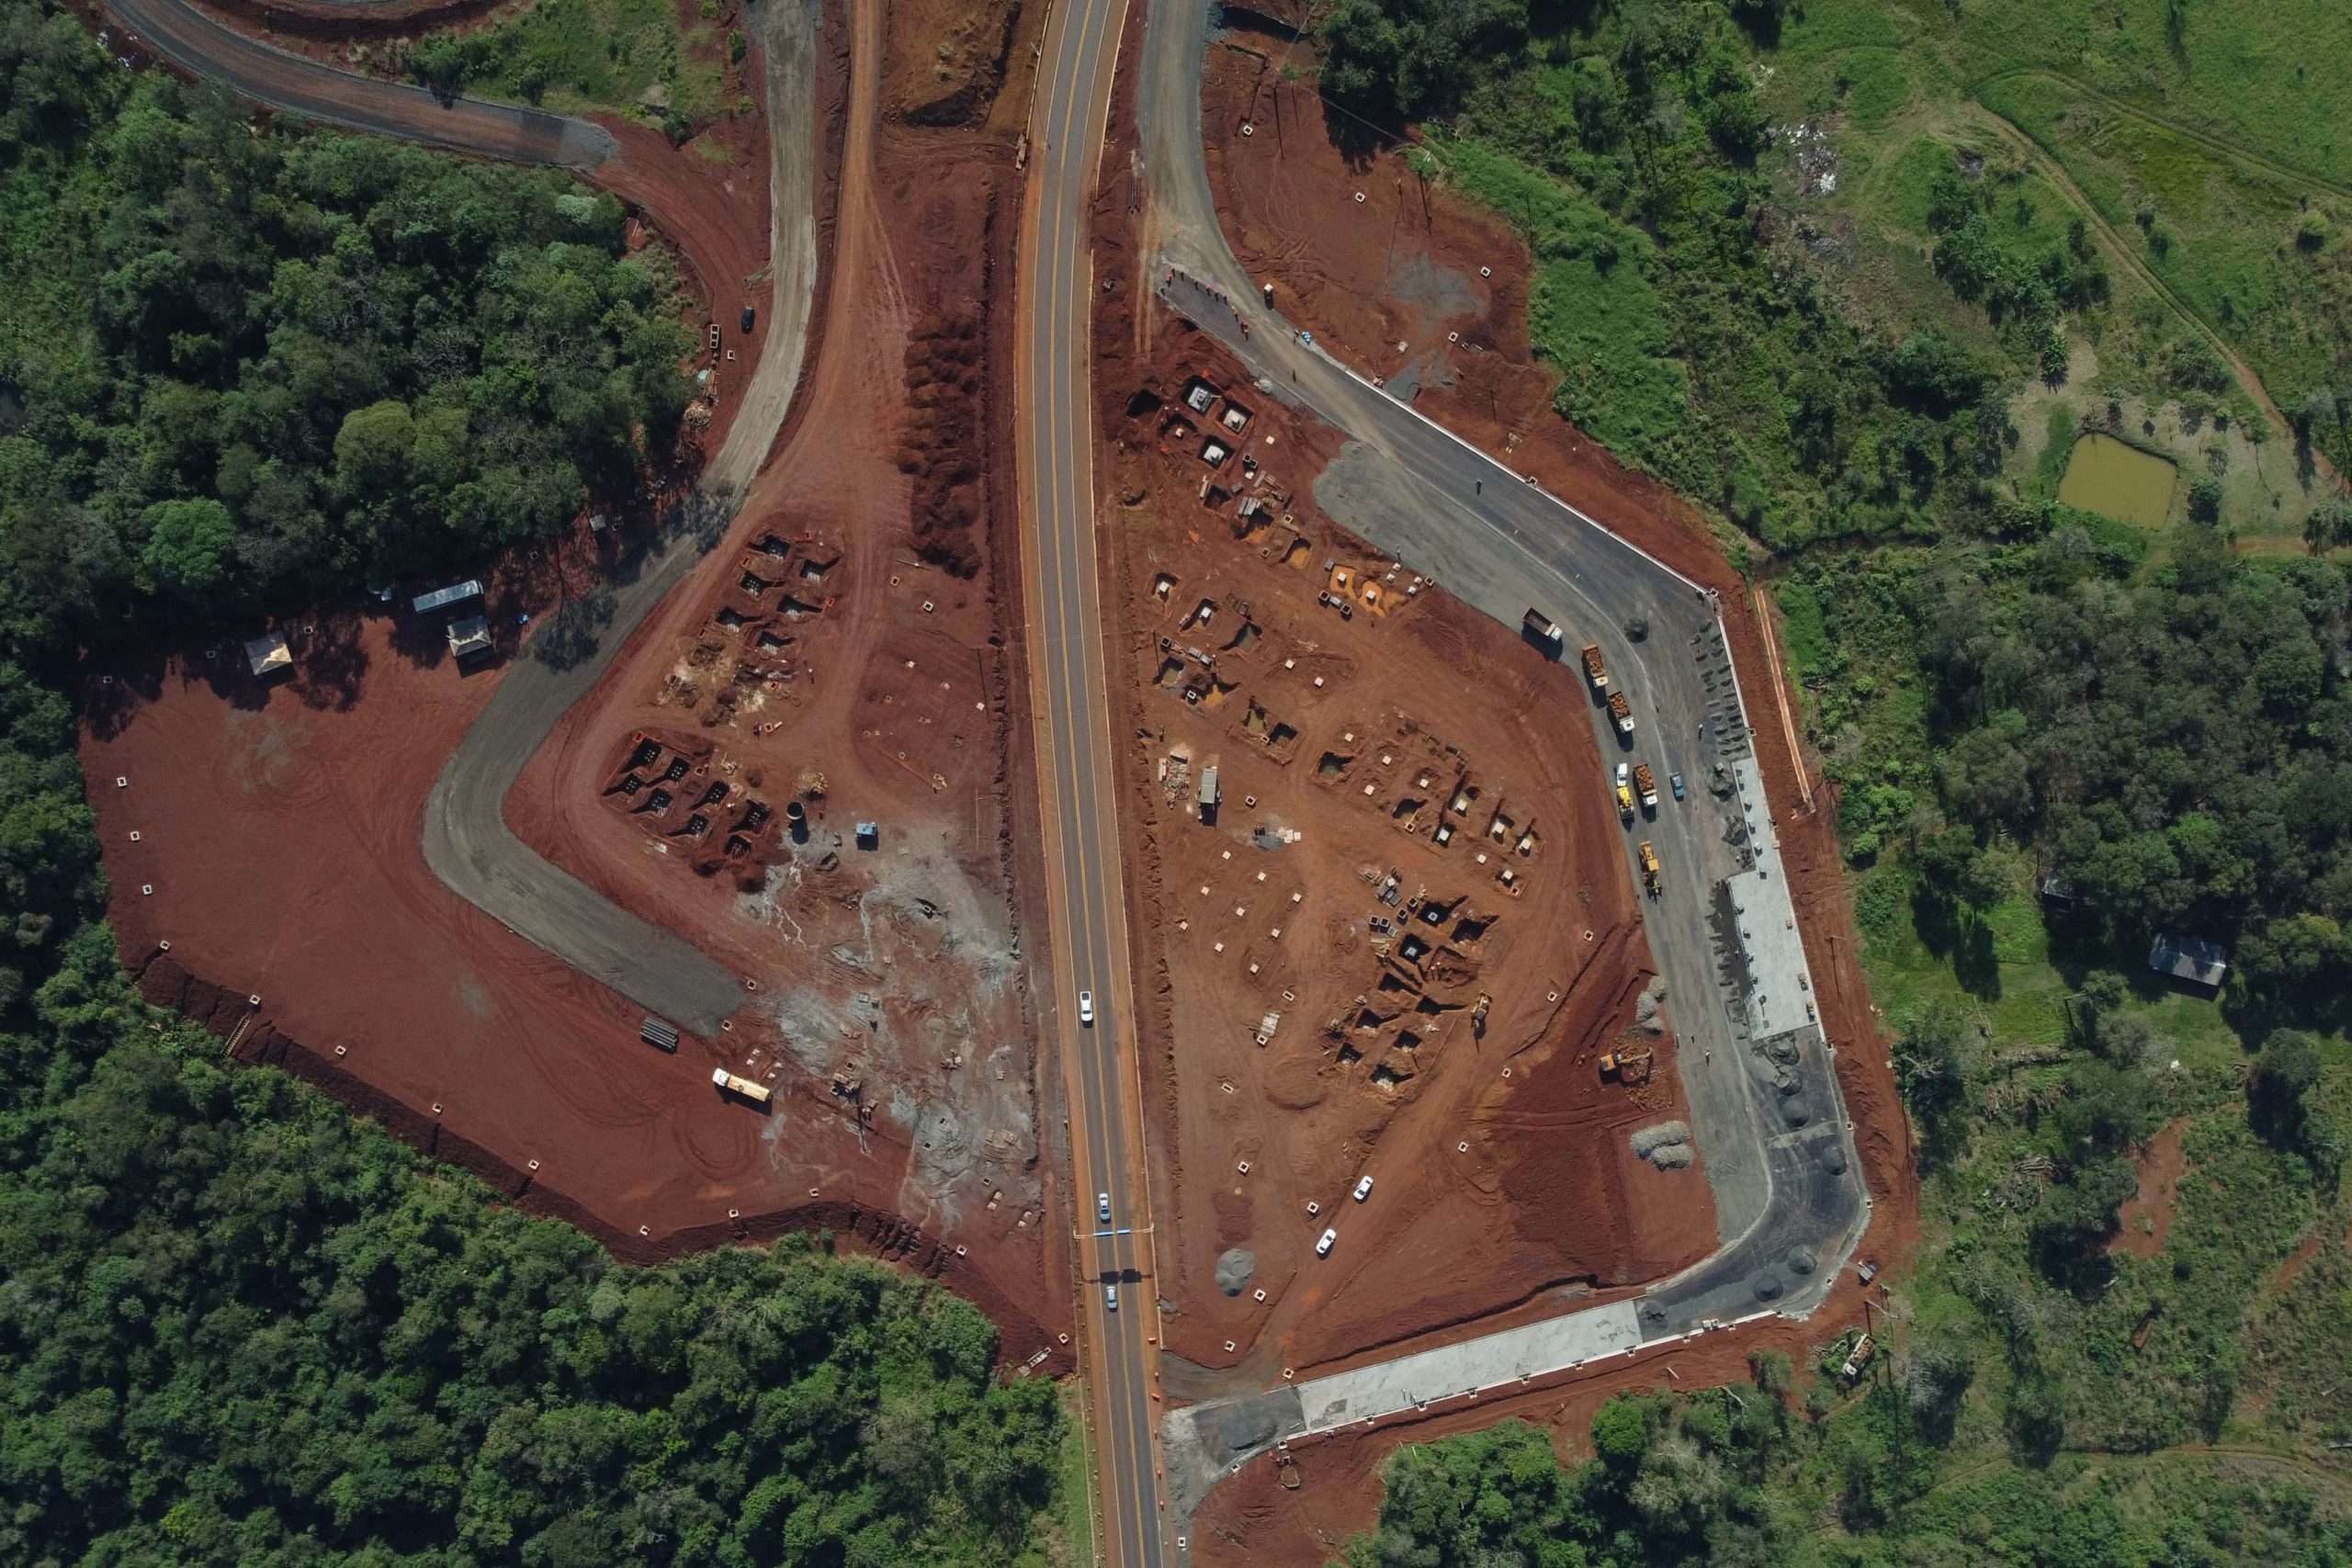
[2056, 433, 2177, 526]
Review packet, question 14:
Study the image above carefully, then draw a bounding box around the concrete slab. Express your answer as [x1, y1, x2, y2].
[1295, 1300, 1643, 1433]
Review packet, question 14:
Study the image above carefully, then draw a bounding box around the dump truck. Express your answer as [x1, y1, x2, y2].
[1581, 644, 1608, 691]
[1522, 607, 1566, 654]
[1638, 840, 1661, 896]
[1607, 690, 1635, 738]
[1634, 764, 1659, 812]
[711, 1067, 772, 1106]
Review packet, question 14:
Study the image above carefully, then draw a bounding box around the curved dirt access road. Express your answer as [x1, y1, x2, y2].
[107, 0, 616, 166]
[423, 0, 825, 1036]
[1018, 0, 1162, 1563]
[108, 0, 828, 1034]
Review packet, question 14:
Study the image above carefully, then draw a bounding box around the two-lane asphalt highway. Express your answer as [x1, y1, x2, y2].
[1017, 3, 1166, 1566]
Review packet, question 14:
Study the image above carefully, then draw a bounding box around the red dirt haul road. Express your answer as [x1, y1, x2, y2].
[80, 0, 1070, 1362]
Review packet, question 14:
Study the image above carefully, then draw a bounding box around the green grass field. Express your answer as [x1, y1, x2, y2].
[1763, 0, 2352, 512]
[416, 0, 728, 130]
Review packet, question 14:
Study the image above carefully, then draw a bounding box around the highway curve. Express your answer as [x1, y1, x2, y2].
[107, 0, 617, 167]
[108, 0, 827, 1035]
[424, 0, 822, 1038]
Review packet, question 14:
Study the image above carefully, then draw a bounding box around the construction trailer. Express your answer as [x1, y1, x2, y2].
[712, 1067, 772, 1106]
[413, 579, 485, 615]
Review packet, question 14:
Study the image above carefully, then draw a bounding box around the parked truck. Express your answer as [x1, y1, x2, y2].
[712, 1067, 773, 1106]
[1634, 764, 1659, 812]
[1615, 762, 1634, 822]
[1522, 607, 1565, 654]
[1581, 644, 1608, 691]
[1638, 840, 1661, 896]
[1607, 691, 1635, 738]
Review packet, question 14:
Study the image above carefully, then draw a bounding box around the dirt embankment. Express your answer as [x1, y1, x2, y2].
[1186, 1310, 1853, 1566]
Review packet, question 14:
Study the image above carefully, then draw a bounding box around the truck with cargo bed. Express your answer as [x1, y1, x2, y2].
[1581, 644, 1608, 691]
[1523, 607, 1565, 653]
[1607, 691, 1634, 738]
[712, 1067, 772, 1106]
[1634, 764, 1659, 812]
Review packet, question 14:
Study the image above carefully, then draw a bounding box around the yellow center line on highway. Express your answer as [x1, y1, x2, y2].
[1023, 0, 1157, 1561]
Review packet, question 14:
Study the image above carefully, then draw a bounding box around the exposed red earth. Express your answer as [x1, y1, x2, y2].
[80, 0, 1068, 1363]
[1088, 340, 1720, 1382]
[1077, 17, 1919, 1561]
[1193, 19, 1917, 1280]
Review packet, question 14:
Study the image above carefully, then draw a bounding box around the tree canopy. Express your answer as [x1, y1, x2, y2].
[0, 9, 693, 659]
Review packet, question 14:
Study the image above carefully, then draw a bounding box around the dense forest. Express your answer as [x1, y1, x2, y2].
[1343, 1395, 2352, 1567]
[1803, 520, 2352, 1020]
[0, 7, 1065, 1562]
[1, 2, 694, 663]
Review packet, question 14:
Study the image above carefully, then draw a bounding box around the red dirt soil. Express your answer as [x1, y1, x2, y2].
[80, 0, 1068, 1362]
[1089, 221, 1716, 1386]
[1081, 24, 1919, 1560]
[2112, 1115, 2190, 1259]
[1193, 22, 1917, 1279]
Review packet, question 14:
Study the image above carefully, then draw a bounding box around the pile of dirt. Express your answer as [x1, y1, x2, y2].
[891, 0, 1020, 126]
[899, 299, 989, 576]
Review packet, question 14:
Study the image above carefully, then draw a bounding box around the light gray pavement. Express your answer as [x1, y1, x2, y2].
[108, 0, 824, 1035]
[416, 0, 822, 1038]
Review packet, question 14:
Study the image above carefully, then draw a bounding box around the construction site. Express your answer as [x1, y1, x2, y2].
[79, 0, 1072, 1362]
[1097, 354, 1724, 1379]
[62, 0, 1928, 1559]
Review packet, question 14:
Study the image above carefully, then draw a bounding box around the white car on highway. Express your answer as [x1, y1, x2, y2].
[1078, 989, 1094, 1026]
[1097, 1191, 1111, 1224]
[1315, 1227, 1338, 1257]
[1351, 1175, 1374, 1201]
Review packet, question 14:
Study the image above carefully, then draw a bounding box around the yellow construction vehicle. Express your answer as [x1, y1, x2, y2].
[1638, 840, 1661, 897]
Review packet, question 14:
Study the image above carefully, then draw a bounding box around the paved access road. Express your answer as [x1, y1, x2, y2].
[1017, 1, 1166, 1564]
[1135, 0, 1867, 1519]
[110, 0, 826, 1036]
[107, 0, 616, 167]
